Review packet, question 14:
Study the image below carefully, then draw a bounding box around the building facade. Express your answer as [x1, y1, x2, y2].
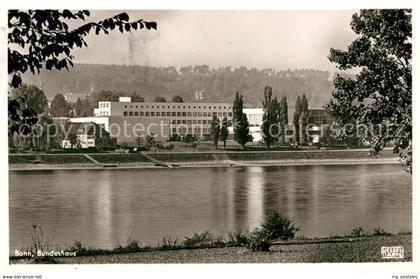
[61, 122, 115, 149]
[93, 97, 233, 140]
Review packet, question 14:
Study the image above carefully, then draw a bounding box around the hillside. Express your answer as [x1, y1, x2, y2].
[22, 64, 334, 108]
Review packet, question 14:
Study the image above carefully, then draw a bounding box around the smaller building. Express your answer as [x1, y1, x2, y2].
[61, 122, 115, 149]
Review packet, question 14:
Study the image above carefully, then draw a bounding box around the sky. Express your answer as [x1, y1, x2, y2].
[71, 10, 359, 72]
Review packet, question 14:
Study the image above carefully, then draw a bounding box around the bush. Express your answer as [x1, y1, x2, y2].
[351, 227, 365, 237]
[183, 231, 214, 247]
[226, 231, 249, 246]
[371, 228, 392, 236]
[160, 237, 179, 249]
[247, 228, 271, 252]
[114, 239, 141, 253]
[261, 210, 299, 241]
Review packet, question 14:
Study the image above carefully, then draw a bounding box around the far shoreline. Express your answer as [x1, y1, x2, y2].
[9, 157, 400, 171]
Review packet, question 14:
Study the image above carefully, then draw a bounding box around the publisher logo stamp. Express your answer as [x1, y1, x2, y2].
[381, 246, 404, 259]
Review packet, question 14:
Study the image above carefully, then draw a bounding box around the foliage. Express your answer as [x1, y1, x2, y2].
[8, 10, 156, 135]
[279, 96, 288, 144]
[220, 116, 229, 149]
[183, 231, 214, 247]
[154, 96, 167, 102]
[371, 228, 392, 236]
[300, 94, 309, 145]
[351, 227, 365, 237]
[68, 133, 80, 148]
[145, 134, 157, 149]
[247, 228, 272, 252]
[172, 95, 184, 102]
[160, 237, 179, 249]
[246, 211, 298, 252]
[293, 96, 302, 144]
[114, 239, 141, 253]
[210, 114, 220, 148]
[261, 86, 280, 148]
[11, 84, 48, 114]
[131, 94, 145, 102]
[74, 96, 93, 117]
[261, 210, 299, 241]
[326, 9, 412, 173]
[226, 231, 249, 246]
[233, 92, 253, 148]
[49, 93, 72, 117]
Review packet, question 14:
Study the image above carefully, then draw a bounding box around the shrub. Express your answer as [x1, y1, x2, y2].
[183, 231, 214, 247]
[247, 228, 271, 252]
[226, 231, 249, 246]
[371, 228, 392, 236]
[261, 210, 299, 241]
[160, 237, 179, 249]
[114, 239, 141, 253]
[351, 227, 365, 237]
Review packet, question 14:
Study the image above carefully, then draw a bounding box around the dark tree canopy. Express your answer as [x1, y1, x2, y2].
[172, 95, 184, 103]
[261, 86, 279, 148]
[8, 10, 157, 136]
[220, 116, 229, 149]
[11, 84, 48, 114]
[153, 96, 167, 102]
[233, 92, 252, 148]
[49, 94, 72, 117]
[326, 9, 412, 172]
[210, 115, 220, 148]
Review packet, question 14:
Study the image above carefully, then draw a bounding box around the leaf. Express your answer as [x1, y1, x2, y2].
[11, 74, 22, 88]
[118, 13, 129, 21]
[145, 21, 157, 30]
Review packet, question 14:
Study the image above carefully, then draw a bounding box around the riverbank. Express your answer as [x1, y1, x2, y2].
[9, 148, 400, 170]
[10, 234, 412, 264]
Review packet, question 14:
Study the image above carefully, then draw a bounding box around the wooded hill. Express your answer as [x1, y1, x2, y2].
[22, 63, 334, 108]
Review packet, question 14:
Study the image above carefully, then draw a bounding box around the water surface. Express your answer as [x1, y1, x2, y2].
[9, 164, 411, 250]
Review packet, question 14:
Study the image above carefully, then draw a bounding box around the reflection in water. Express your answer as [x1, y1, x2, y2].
[94, 171, 112, 247]
[9, 164, 412, 251]
[246, 167, 264, 230]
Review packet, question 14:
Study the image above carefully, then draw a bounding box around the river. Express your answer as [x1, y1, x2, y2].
[9, 164, 411, 251]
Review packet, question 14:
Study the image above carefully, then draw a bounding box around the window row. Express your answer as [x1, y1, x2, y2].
[171, 127, 211, 134]
[169, 119, 232, 125]
[123, 111, 232, 117]
[124, 104, 231, 110]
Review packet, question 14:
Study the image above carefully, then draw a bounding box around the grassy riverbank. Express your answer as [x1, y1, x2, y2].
[9, 148, 399, 168]
[10, 233, 411, 264]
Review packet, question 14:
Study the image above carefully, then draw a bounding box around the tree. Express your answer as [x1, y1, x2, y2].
[300, 94, 309, 145]
[172, 95, 184, 103]
[279, 96, 288, 144]
[293, 96, 302, 144]
[233, 92, 252, 148]
[210, 114, 220, 148]
[8, 10, 157, 136]
[50, 94, 72, 117]
[261, 86, 279, 148]
[326, 10, 412, 172]
[131, 94, 145, 102]
[75, 97, 83, 116]
[12, 84, 48, 115]
[81, 98, 93, 116]
[220, 116, 229, 149]
[68, 133, 79, 148]
[153, 96, 166, 102]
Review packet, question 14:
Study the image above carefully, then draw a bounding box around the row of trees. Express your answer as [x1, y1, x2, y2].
[90, 90, 185, 104]
[11, 85, 95, 118]
[209, 115, 229, 149]
[261, 86, 289, 148]
[292, 94, 309, 145]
